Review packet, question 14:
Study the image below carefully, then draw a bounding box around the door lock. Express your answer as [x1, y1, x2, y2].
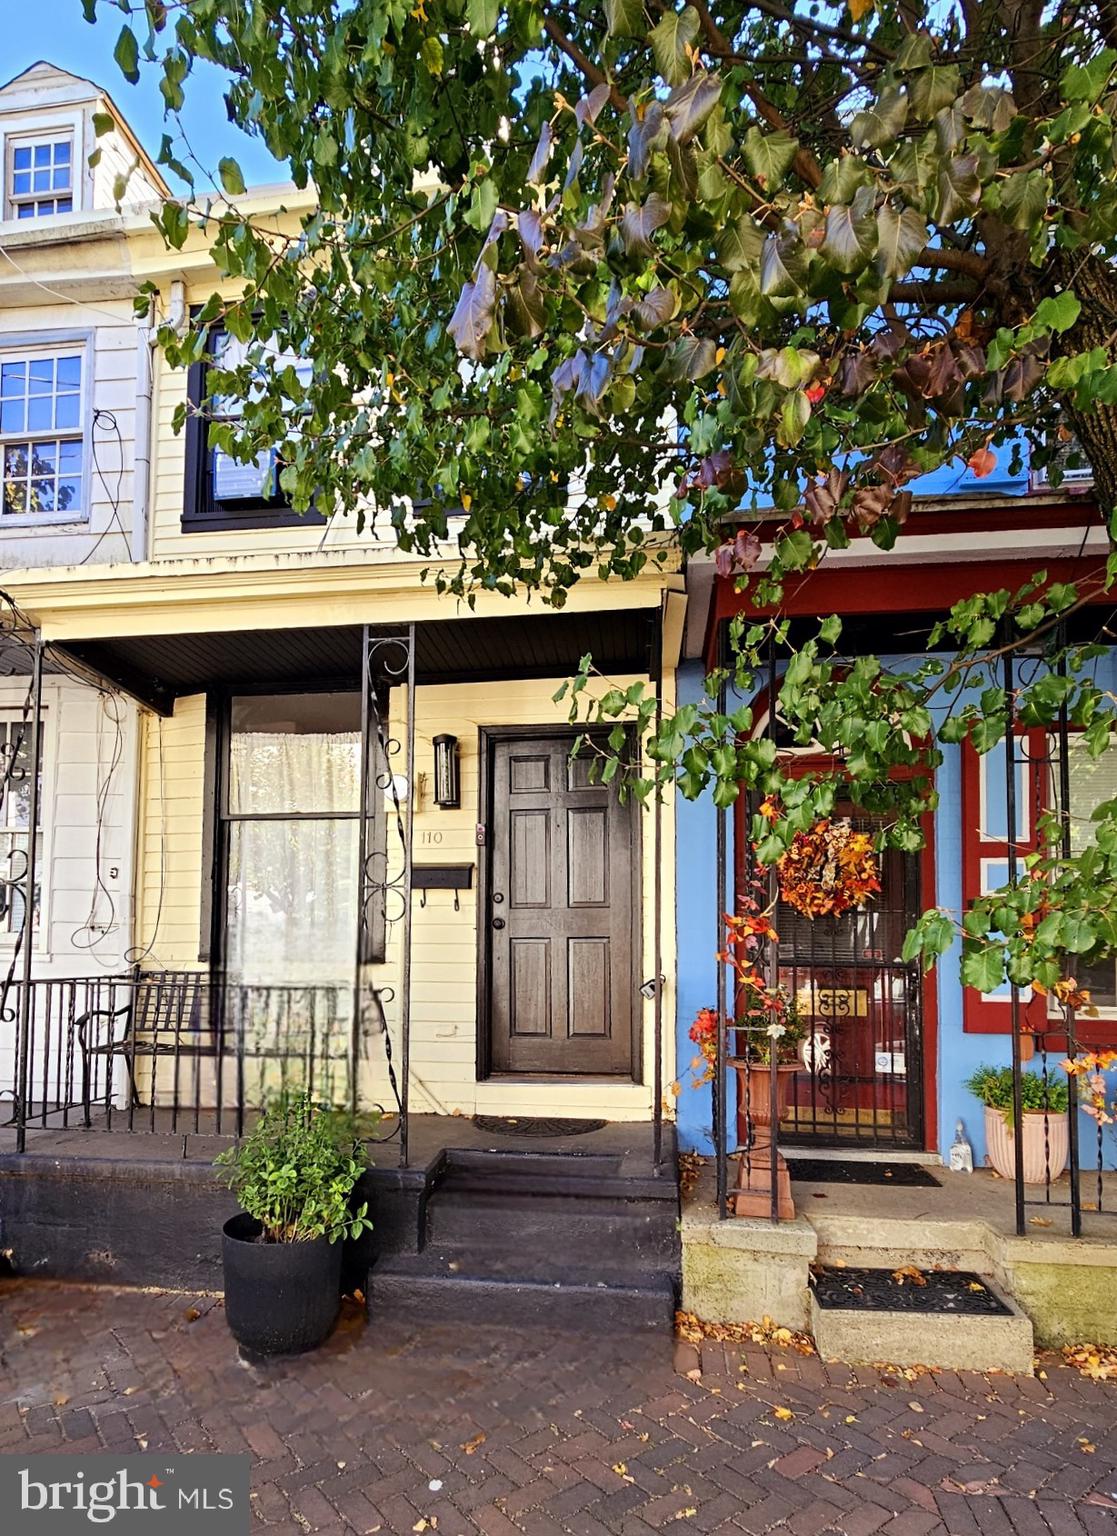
[493, 891, 504, 903]
[491, 917, 506, 930]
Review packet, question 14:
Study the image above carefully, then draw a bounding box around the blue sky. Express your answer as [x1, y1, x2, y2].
[6, 0, 283, 192]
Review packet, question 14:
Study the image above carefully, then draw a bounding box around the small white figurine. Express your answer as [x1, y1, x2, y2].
[949, 1118, 974, 1173]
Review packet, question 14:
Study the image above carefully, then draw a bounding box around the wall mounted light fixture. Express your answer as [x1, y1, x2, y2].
[432, 734, 460, 808]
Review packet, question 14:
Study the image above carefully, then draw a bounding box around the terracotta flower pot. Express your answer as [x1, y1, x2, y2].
[732, 1059, 799, 1147]
[983, 1105, 1069, 1184]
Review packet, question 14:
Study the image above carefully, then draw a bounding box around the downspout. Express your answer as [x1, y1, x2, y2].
[132, 279, 186, 563]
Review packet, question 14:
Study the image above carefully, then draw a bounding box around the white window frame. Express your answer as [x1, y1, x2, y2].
[4, 130, 75, 221]
[1049, 732, 1117, 1018]
[0, 109, 86, 223]
[0, 335, 91, 527]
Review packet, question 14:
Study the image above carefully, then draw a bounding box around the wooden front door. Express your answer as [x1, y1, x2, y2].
[485, 732, 637, 1076]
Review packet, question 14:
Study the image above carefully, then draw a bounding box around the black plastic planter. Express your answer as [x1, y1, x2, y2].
[221, 1213, 342, 1356]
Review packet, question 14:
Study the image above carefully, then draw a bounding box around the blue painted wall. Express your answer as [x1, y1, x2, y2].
[673, 652, 1117, 1168]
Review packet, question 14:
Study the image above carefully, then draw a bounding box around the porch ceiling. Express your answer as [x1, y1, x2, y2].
[57, 607, 659, 715]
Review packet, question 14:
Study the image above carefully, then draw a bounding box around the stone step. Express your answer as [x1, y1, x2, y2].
[438, 1148, 674, 1202]
[370, 1250, 677, 1332]
[809, 1271, 1035, 1374]
[425, 1187, 678, 1264]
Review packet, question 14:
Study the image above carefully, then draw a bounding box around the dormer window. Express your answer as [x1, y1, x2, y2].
[6, 133, 73, 219]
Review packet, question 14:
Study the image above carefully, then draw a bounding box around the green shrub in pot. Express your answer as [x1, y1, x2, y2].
[964, 1065, 1068, 1129]
[965, 1064, 1070, 1183]
[215, 1092, 376, 1355]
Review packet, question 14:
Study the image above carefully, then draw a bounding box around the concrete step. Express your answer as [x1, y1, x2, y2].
[425, 1188, 678, 1264]
[370, 1250, 677, 1332]
[809, 1271, 1035, 1374]
[439, 1148, 674, 1202]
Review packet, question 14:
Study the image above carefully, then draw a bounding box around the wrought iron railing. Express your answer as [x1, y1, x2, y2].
[3, 972, 369, 1142]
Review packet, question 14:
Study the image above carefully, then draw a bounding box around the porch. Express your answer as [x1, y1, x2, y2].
[0, 1109, 680, 1329]
[0, 572, 684, 1149]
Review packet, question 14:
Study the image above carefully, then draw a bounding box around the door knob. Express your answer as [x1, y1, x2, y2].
[491, 917, 506, 930]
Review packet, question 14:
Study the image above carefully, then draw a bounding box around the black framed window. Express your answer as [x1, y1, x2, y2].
[182, 328, 326, 532]
[199, 689, 385, 968]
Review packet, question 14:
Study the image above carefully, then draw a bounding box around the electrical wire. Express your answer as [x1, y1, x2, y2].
[80, 408, 132, 565]
[0, 241, 138, 328]
[68, 689, 127, 960]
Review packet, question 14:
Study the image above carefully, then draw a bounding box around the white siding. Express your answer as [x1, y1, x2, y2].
[0, 673, 140, 1096]
[0, 299, 138, 568]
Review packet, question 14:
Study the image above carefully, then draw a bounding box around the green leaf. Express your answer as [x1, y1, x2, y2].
[1062, 48, 1117, 103]
[910, 64, 961, 120]
[1035, 291, 1081, 334]
[421, 34, 444, 75]
[467, 0, 501, 38]
[604, 0, 646, 37]
[999, 169, 1050, 231]
[821, 190, 878, 274]
[742, 127, 799, 189]
[114, 25, 140, 85]
[716, 214, 764, 273]
[818, 156, 870, 203]
[962, 945, 1005, 993]
[936, 153, 980, 222]
[875, 205, 928, 278]
[669, 335, 718, 381]
[648, 6, 700, 87]
[851, 88, 908, 149]
[218, 157, 246, 197]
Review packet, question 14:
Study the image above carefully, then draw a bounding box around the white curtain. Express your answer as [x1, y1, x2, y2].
[226, 729, 360, 989]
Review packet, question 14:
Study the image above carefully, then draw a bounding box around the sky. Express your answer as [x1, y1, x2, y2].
[5, 0, 284, 192]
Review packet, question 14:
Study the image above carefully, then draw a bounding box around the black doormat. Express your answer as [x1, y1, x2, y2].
[812, 1266, 1013, 1316]
[472, 1115, 607, 1138]
[788, 1158, 941, 1187]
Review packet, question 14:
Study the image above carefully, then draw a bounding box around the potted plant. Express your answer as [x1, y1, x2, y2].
[215, 1091, 373, 1357]
[730, 996, 807, 1144]
[965, 1065, 1070, 1183]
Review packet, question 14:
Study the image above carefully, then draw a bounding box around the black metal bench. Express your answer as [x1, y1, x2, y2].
[77, 970, 210, 1126]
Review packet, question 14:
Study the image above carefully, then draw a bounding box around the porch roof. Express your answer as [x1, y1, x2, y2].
[55, 605, 663, 715]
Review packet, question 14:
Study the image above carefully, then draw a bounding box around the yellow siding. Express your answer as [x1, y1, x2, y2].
[133, 676, 676, 1122]
[134, 695, 206, 971]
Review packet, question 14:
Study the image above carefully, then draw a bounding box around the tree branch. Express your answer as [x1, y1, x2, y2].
[542, 15, 628, 113]
[686, 0, 824, 189]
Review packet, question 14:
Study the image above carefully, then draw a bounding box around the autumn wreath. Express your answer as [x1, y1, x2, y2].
[777, 818, 880, 919]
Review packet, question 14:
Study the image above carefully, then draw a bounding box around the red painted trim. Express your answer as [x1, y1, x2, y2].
[707, 556, 1113, 672]
[959, 731, 1048, 1036]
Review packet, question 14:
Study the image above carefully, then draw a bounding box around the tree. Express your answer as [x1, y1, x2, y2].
[89, 0, 1117, 1000]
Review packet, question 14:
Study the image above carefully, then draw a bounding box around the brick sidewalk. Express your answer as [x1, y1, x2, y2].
[1, 1280, 1115, 1536]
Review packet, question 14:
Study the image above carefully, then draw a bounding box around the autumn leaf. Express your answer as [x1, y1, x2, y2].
[847, 0, 873, 18]
[773, 1406, 794, 1421]
[460, 1432, 486, 1454]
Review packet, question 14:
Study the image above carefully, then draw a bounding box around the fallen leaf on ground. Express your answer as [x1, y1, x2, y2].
[773, 1406, 794, 1421]
[460, 1432, 486, 1455]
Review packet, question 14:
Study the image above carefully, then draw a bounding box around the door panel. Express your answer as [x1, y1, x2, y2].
[488, 733, 635, 1075]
